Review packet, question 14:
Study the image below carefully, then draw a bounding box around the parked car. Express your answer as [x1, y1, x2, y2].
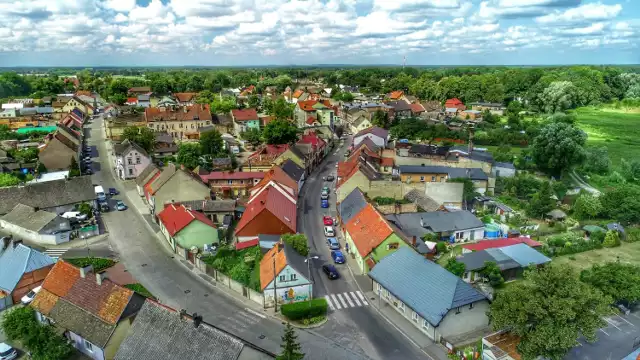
[108, 188, 119, 196]
[322, 215, 334, 226]
[321, 193, 329, 200]
[335, 162, 339, 168]
[21, 285, 42, 305]
[321, 186, 330, 195]
[116, 200, 127, 211]
[99, 202, 110, 212]
[325, 175, 335, 182]
[331, 250, 345, 264]
[322, 264, 339, 279]
[321, 199, 329, 208]
[326, 237, 340, 250]
[324, 226, 335, 237]
[0, 343, 17, 360]
[61, 211, 88, 221]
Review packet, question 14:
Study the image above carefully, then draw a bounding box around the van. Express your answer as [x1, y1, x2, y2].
[94, 185, 106, 201]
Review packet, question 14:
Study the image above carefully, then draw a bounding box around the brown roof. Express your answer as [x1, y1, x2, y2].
[252, 166, 298, 197]
[129, 86, 151, 93]
[410, 103, 426, 113]
[292, 89, 304, 98]
[381, 157, 394, 167]
[145, 104, 212, 122]
[40, 260, 80, 297]
[174, 92, 197, 103]
[31, 288, 59, 315]
[53, 132, 79, 152]
[388, 91, 404, 100]
[231, 108, 258, 122]
[259, 243, 287, 290]
[344, 204, 393, 257]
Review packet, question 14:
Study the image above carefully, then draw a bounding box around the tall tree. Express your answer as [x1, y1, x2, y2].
[241, 128, 263, 147]
[199, 129, 224, 156]
[270, 97, 294, 120]
[371, 110, 390, 129]
[248, 95, 261, 109]
[541, 81, 578, 113]
[580, 262, 640, 306]
[277, 323, 304, 360]
[527, 181, 555, 219]
[444, 258, 465, 277]
[122, 126, 155, 153]
[176, 143, 201, 169]
[489, 265, 610, 360]
[572, 193, 602, 219]
[532, 122, 587, 175]
[262, 120, 298, 145]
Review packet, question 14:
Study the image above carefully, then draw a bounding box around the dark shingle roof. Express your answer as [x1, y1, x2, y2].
[354, 126, 388, 140]
[0, 176, 95, 215]
[368, 247, 486, 326]
[457, 243, 550, 271]
[49, 298, 118, 347]
[178, 199, 236, 212]
[389, 211, 483, 234]
[135, 164, 160, 186]
[280, 159, 305, 182]
[113, 139, 149, 157]
[338, 188, 367, 225]
[387, 100, 412, 112]
[495, 162, 515, 169]
[448, 147, 494, 164]
[398, 165, 488, 181]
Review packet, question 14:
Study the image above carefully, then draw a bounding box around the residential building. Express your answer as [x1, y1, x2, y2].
[493, 162, 516, 177]
[445, 98, 466, 112]
[344, 203, 409, 274]
[387, 91, 405, 101]
[144, 104, 213, 141]
[173, 92, 198, 106]
[475, 196, 515, 221]
[144, 163, 211, 219]
[398, 165, 489, 194]
[446, 146, 495, 173]
[368, 247, 489, 346]
[0, 204, 72, 245]
[345, 109, 373, 135]
[280, 159, 306, 192]
[157, 96, 177, 109]
[174, 199, 236, 225]
[38, 123, 82, 171]
[461, 237, 542, 254]
[295, 100, 334, 127]
[353, 126, 389, 148]
[129, 86, 152, 95]
[251, 166, 299, 198]
[0, 175, 95, 215]
[113, 139, 151, 180]
[259, 242, 312, 307]
[336, 156, 382, 202]
[31, 261, 145, 360]
[114, 300, 275, 360]
[462, 109, 481, 120]
[457, 243, 551, 283]
[387, 101, 412, 119]
[137, 94, 150, 108]
[210, 157, 233, 171]
[424, 182, 464, 209]
[210, 113, 234, 134]
[234, 184, 296, 242]
[0, 239, 54, 310]
[388, 211, 484, 243]
[296, 131, 327, 169]
[198, 171, 265, 198]
[153, 132, 178, 158]
[134, 164, 160, 196]
[231, 108, 260, 134]
[245, 144, 290, 172]
[62, 96, 93, 115]
[158, 203, 219, 261]
[337, 187, 368, 227]
[410, 103, 426, 116]
[468, 102, 505, 115]
[104, 115, 146, 141]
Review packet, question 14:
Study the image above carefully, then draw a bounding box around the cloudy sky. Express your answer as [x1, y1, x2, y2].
[0, 0, 638, 66]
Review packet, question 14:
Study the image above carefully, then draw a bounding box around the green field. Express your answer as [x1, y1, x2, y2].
[552, 241, 640, 271]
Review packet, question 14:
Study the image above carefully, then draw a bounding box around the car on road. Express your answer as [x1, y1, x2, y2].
[331, 250, 345, 264]
[21, 285, 42, 305]
[116, 200, 128, 211]
[99, 201, 110, 212]
[108, 187, 119, 196]
[0, 343, 18, 360]
[321, 192, 329, 200]
[321, 199, 329, 208]
[326, 237, 340, 250]
[321, 186, 330, 194]
[322, 215, 334, 226]
[335, 162, 339, 168]
[324, 226, 335, 237]
[83, 168, 93, 175]
[325, 175, 335, 182]
[322, 264, 340, 279]
[61, 211, 88, 221]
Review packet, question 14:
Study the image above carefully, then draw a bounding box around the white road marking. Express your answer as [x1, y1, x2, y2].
[605, 317, 622, 330]
[616, 314, 635, 326]
[356, 291, 369, 306]
[599, 328, 609, 336]
[350, 292, 361, 306]
[631, 313, 640, 321]
[325, 296, 335, 310]
[336, 293, 348, 308]
[330, 294, 342, 310]
[344, 292, 355, 307]
[243, 308, 266, 319]
[44, 248, 69, 259]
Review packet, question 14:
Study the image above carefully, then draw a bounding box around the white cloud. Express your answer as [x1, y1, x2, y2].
[556, 22, 605, 35]
[536, 3, 622, 24]
[103, 0, 136, 13]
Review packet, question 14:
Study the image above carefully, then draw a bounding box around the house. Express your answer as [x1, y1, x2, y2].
[173, 92, 198, 106]
[0, 239, 54, 310]
[445, 98, 466, 112]
[113, 139, 152, 180]
[368, 247, 489, 345]
[468, 102, 505, 116]
[144, 105, 213, 141]
[492, 162, 516, 177]
[134, 164, 160, 196]
[398, 165, 489, 194]
[462, 109, 481, 120]
[336, 156, 382, 202]
[157, 203, 219, 260]
[157, 96, 177, 109]
[251, 166, 299, 198]
[344, 203, 409, 274]
[280, 159, 306, 192]
[129, 87, 152, 95]
[461, 237, 542, 254]
[173, 199, 236, 225]
[199, 171, 264, 198]
[353, 126, 389, 148]
[234, 184, 296, 242]
[38, 124, 82, 171]
[297, 131, 327, 168]
[245, 144, 290, 172]
[387, 101, 412, 119]
[62, 96, 93, 115]
[260, 241, 312, 307]
[295, 100, 335, 127]
[0, 175, 95, 215]
[211, 113, 233, 134]
[345, 109, 373, 135]
[380, 157, 394, 174]
[446, 146, 495, 173]
[337, 187, 368, 228]
[125, 97, 138, 106]
[30, 261, 146, 360]
[144, 163, 211, 219]
[389, 211, 484, 243]
[409, 103, 426, 116]
[231, 108, 260, 134]
[456, 243, 551, 283]
[425, 182, 464, 209]
[114, 300, 275, 360]
[0, 204, 72, 245]
[387, 91, 405, 101]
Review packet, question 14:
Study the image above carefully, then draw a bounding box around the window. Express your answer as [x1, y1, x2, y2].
[386, 243, 399, 250]
[469, 303, 474, 310]
[398, 302, 405, 312]
[422, 319, 430, 331]
[419, 176, 425, 182]
[279, 275, 286, 282]
[127, 158, 132, 165]
[290, 274, 297, 281]
[376, 283, 382, 292]
[84, 340, 93, 352]
[431, 176, 436, 182]
[412, 311, 419, 322]
[179, 123, 183, 128]
[456, 232, 464, 240]
[128, 168, 133, 175]
[239, 180, 244, 184]
[228, 180, 233, 185]
[136, 157, 141, 164]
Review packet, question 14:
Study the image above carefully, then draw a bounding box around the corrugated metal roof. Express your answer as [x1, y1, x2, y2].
[368, 247, 486, 326]
[498, 244, 551, 267]
[0, 243, 54, 292]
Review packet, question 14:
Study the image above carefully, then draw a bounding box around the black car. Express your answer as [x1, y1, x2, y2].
[322, 264, 340, 280]
[326, 175, 335, 182]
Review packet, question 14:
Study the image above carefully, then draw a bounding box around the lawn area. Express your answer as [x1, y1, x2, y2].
[124, 283, 155, 299]
[66, 257, 116, 272]
[436, 244, 463, 266]
[552, 241, 640, 272]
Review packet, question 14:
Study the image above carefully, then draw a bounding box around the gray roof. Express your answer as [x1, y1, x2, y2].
[339, 188, 367, 225]
[498, 243, 551, 267]
[49, 298, 119, 348]
[115, 301, 272, 360]
[281, 159, 305, 182]
[113, 139, 149, 158]
[155, 132, 174, 144]
[354, 126, 389, 140]
[398, 165, 488, 181]
[448, 168, 488, 181]
[448, 147, 494, 164]
[607, 223, 625, 233]
[368, 247, 486, 326]
[282, 243, 310, 282]
[178, 199, 236, 213]
[495, 162, 515, 169]
[385, 213, 430, 239]
[457, 249, 520, 272]
[135, 164, 160, 186]
[148, 163, 178, 192]
[403, 189, 440, 212]
[212, 157, 232, 167]
[0, 242, 54, 293]
[392, 211, 483, 233]
[1, 204, 59, 232]
[0, 175, 95, 215]
[458, 243, 550, 271]
[387, 100, 412, 112]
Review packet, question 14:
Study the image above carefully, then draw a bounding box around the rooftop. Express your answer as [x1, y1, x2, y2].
[0, 241, 54, 293]
[157, 204, 216, 237]
[344, 204, 393, 258]
[457, 243, 551, 271]
[0, 176, 95, 215]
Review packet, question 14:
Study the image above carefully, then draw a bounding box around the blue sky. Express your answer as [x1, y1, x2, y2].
[0, 0, 638, 66]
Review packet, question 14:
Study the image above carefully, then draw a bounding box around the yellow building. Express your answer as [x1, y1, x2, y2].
[144, 104, 212, 142]
[62, 96, 93, 115]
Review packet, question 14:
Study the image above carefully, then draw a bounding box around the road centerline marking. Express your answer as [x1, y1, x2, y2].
[356, 291, 369, 306]
[336, 293, 348, 308]
[350, 292, 361, 306]
[330, 294, 342, 310]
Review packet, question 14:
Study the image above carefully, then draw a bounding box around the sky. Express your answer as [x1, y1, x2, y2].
[0, 0, 638, 67]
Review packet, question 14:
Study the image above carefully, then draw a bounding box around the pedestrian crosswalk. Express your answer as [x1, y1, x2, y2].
[324, 291, 369, 311]
[44, 248, 69, 260]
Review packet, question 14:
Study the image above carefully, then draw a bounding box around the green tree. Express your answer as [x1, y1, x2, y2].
[532, 122, 587, 175]
[620, 158, 640, 181]
[602, 230, 621, 248]
[177, 143, 201, 169]
[541, 81, 578, 113]
[444, 258, 466, 277]
[600, 186, 640, 225]
[281, 233, 309, 256]
[489, 265, 610, 360]
[572, 193, 602, 219]
[527, 181, 556, 219]
[241, 128, 263, 147]
[248, 95, 260, 109]
[111, 93, 127, 105]
[122, 126, 155, 153]
[262, 119, 298, 145]
[78, 202, 93, 219]
[0, 173, 21, 187]
[372, 110, 390, 129]
[583, 147, 610, 175]
[277, 322, 304, 360]
[270, 97, 294, 120]
[199, 129, 224, 156]
[69, 156, 81, 177]
[481, 261, 504, 288]
[334, 125, 344, 139]
[580, 262, 640, 306]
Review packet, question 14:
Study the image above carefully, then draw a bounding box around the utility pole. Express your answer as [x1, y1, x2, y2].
[273, 256, 278, 312]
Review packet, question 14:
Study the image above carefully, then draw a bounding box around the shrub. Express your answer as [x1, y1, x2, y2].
[373, 196, 395, 205]
[124, 283, 155, 299]
[603, 230, 621, 248]
[66, 257, 116, 272]
[281, 299, 328, 321]
[435, 242, 447, 254]
[282, 234, 309, 256]
[626, 227, 640, 243]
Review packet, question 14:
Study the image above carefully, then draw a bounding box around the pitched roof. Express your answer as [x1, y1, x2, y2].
[0, 175, 96, 215]
[338, 188, 367, 225]
[416, 211, 484, 232]
[403, 189, 440, 212]
[145, 104, 212, 122]
[292, 89, 304, 98]
[387, 100, 412, 112]
[235, 186, 296, 236]
[354, 126, 389, 140]
[259, 242, 308, 290]
[462, 237, 542, 252]
[1, 204, 60, 232]
[298, 132, 326, 150]
[344, 204, 393, 258]
[280, 159, 305, 182]
[129, 87, 151, 93]
[113, 139, 149, 158]
[231, 108, 258, 122]
[247, 145, 290, 166]
[135, 164, 160, 186]
[157, 204, 216, 237]
[173, 92, 198, 102]
[410, 103, 426, 113]
[253, 166, 298, 196]
[388, 91, 404, 99]
[0, 242, 54, 293]
[352, 137, 380, 154]
[398, 165, 488, 180]
[457, 244, 551, 272]
[199, 171, 265, 182]
[368, 247, 487, 326]
[381, 157, 394, 167]
[297, 99, 331, 112]
[445, 98, 464, 107]
[497, 243, 551, 267]
[147, 163, 178, 194]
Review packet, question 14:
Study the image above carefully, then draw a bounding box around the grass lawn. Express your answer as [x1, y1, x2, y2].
[436, 244, 463, 266]
[66, 257, 116, 272]
[124, 283, 155, 299]
[552, 241, 640, 272]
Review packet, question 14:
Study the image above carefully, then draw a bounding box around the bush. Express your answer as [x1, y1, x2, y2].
[541, 232, 604, 257]
[66, 257, 116, 272]
[373, 196, 395, 205]
[626, 227, 640, 243]
[124, 283, 155, 299]
[302, 315, 326, 326]
[281, 234, 309, 256]
[435, 242, 447, 254]
[603, 230, 621, 248]
[281, 299, 328, 321]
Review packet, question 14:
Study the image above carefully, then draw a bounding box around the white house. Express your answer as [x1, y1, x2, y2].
[387, 211, 485, 243]
[260, 242, 312, 308]
[493, 162, 516, 177]
[353, 126, 389, 148]
[113, 139, 152, 180]
[0, 204, 72, 245]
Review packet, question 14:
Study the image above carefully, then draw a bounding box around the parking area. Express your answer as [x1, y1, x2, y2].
[566, 310, 640, 360]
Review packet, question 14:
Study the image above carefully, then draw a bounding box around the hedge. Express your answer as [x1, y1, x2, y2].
[281, 298, 328, 321]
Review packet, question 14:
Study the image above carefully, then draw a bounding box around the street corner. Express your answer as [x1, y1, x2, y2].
[285, 315, 330, 330]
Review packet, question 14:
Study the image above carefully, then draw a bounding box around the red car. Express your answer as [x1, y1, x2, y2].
[323, 216, 334, 226]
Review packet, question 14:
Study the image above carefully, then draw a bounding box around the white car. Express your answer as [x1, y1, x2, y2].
[0, 343, 17, 360]
[61, 211, 88, 221]
[324, 226, 335, 237]
[21, 285, 41, 305]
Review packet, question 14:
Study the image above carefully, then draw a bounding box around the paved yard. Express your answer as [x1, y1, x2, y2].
[553, 241, 640, 271]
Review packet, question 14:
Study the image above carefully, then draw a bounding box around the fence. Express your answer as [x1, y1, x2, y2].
[194, 256, 265, 307]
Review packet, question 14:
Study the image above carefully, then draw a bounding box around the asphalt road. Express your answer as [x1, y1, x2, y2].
[298, 137, 428, 360]
[84, 114, 374, 360]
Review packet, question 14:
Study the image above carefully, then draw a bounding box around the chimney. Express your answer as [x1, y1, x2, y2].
[96, 271, 107, 285]
[193, 313, 203, 328]
[79, 265, 93, 278]
[412, 236, 417, 247]
[12, 239, 23, 248]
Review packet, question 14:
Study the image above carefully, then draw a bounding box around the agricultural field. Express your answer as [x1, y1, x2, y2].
[112, 74, 146, 80]
[552, 241, 640, 271]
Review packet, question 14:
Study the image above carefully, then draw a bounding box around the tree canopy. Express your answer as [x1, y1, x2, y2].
[199, 129, 224, 156]
[532, 122, 587, 175]
[580, 262, 640, 306]
[262, 119, 299, 145]
[122, 126, 156, 153]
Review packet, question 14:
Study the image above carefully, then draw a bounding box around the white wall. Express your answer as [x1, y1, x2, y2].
[0, 221, 70, 245]
[453, 227, 485, 243]
[264, 265, 312, 306]
[353, 134, 385, 148]
[116, 149, 151, 180]
[68, 331, 105, 360]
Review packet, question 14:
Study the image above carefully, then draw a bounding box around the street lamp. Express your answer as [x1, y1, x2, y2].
[304, 256, 319, 304]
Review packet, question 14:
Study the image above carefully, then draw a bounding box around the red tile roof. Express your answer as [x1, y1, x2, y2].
[248, 144, 290, 164]
[236, 238, 259, 250]
[39, 260, 80, 297]
[297, 99, 331, 112]
[306, 116, 317, 125]
[292, 89, 304, 98]
[143, 171, 162, 198]
[253, 166, 299, 196]
[462, 237, 542, 252]
[388, 91, 404, 100]
[298, 132, 326, 150]
[145, 104, 212, 122]
[381, 157, 394, 167]
[410, 103, 425, 113]
[445, 98, 464, 107]
[199, 171, 265, 182]
[174, 92, 198, 103]
[344, 204, 393, 257]
[231, 108, 258, 122]
[127, 97, 138, 104]
[235, 186, 296, 236]
[157, 204, 216, 237]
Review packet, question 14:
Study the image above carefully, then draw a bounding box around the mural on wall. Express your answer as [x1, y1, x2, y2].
[281, 287, 308, 303]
